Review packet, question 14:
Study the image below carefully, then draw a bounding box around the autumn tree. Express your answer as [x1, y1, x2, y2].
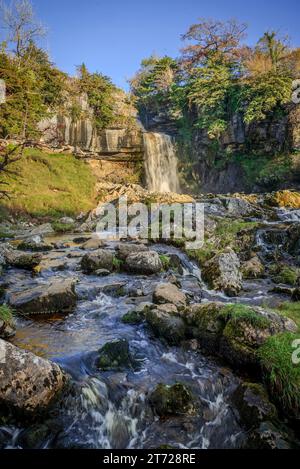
[0, 0, 46, 58]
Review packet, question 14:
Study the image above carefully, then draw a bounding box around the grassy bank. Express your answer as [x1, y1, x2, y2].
[0, 148, 97, 218]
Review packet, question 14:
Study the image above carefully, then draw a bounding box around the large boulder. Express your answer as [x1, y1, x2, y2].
[202, 248, 242, 296]
[145, 306, 186, 345]
[124, 251, 162, 275]
[28, 223, 54, 237]
[81, 249, 115, 273]
[116, 242, 148, 260]
[153, 283, 187, 308]
[0, 339, 67, 415]
[184, 302, 297, 369]
[8, 278, 77, 315]
[149, 383, 196, 417]
[18, 236, 53, 253]
[4, 250, 42, 270]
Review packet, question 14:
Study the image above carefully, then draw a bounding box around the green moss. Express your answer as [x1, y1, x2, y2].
[222, 304, 271, 329]
[51, 222, 75, 233]
[159, 254, 171, 270]
[1, 148, 96, 217]
[0, 305, 14, 326]
[186, 219, 259, 266]
[273, 266, 300, 286]
[121, 310, 143, 325]
[258, 332, 300, 414]
[275, 302, 300, 330]
[112, 256, 124, 271]
[0, 231, 14, 240]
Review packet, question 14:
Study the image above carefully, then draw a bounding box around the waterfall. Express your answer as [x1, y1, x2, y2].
[143, 132, 180, 193]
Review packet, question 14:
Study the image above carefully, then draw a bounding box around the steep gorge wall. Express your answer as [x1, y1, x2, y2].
[140, 101, 300, 193]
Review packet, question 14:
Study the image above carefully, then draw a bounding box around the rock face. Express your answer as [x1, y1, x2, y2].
[5, 250, 42, 270]
[153, 283, 186, 307]
[81, 249, 115, 273]
[124, 251, 162, 275]
[8, 279, 77, 315]
[149, 383, 196, 417]
[0, 339, 67, 415]
[202, 249, 242, 296]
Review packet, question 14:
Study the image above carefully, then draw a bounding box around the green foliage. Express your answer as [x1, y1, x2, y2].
[258, 332, 300, 414]
[51, 222, 75, 233]
[0, 44, 66, 139]
[112, 256, 124, 271]
[222, 304, 271, 328]
[242, 71, 292, 124]
[273, 265, 300, 286]
[78, 64, 116, 130]
[0, 304, 14, 325]
[275, 302, 300, 330]
[159, 254, 171, 270]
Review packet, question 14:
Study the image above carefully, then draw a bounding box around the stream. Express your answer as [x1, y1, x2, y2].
[0, 231, 294, 449]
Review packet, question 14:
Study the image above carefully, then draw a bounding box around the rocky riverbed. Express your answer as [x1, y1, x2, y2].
[0, 190, 300, 449]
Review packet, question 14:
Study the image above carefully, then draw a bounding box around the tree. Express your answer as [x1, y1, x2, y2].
[0, 141, 25, 198]
[256, 31, 289, 71]
[130, 55, 178, 101]
[77, 64, 115, 130]
[0, 0, 46, 58]
[180, 18, 247, 69]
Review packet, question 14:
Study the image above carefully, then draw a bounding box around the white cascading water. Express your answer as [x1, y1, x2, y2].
[143, 132, 180, 193]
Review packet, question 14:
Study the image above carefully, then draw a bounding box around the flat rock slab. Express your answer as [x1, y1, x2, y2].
[0, 339, 67, 414]
[8, 278, 77, 315]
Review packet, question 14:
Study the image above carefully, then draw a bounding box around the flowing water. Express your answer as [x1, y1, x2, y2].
[143, 133, 180, 193]
[0, 237, 255, 450]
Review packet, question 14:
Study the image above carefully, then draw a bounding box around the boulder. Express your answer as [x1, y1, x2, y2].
[242, 256, 265, 279]
[28, 223, 54, 237]
[81, 249, 114, 273]
[116, 243, 148, 260]
[0, 319, 15, 340]
[0, 339, 67, 415]
[96, 339, 137, 371]
[8, 278, 77, 315]
[4, 250, 42, 270]
[18, 236, 53, 252]
[184, 302, 297, 369]
[58, 217, 75, 225]
[232, 383, 277, 428]
[149, 383, 196, 417]
[145, 307, 186, 345]
[124, 251, 162, 275]
[246, 422, 293, 449]
[80, 238, 104, 250]
[202, 248, 242, 296]
[153, 283, 186, 307]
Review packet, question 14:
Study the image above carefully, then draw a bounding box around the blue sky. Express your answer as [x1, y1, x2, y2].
[8, 0, 300, 89]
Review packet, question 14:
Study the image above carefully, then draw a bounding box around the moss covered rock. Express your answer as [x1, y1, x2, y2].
[232, 382, 277, 428]
[149, 383, 197, 417]
[258, 332, 300, 418]
[146, 307, 186, 345]
[96, 339, 137, 371]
